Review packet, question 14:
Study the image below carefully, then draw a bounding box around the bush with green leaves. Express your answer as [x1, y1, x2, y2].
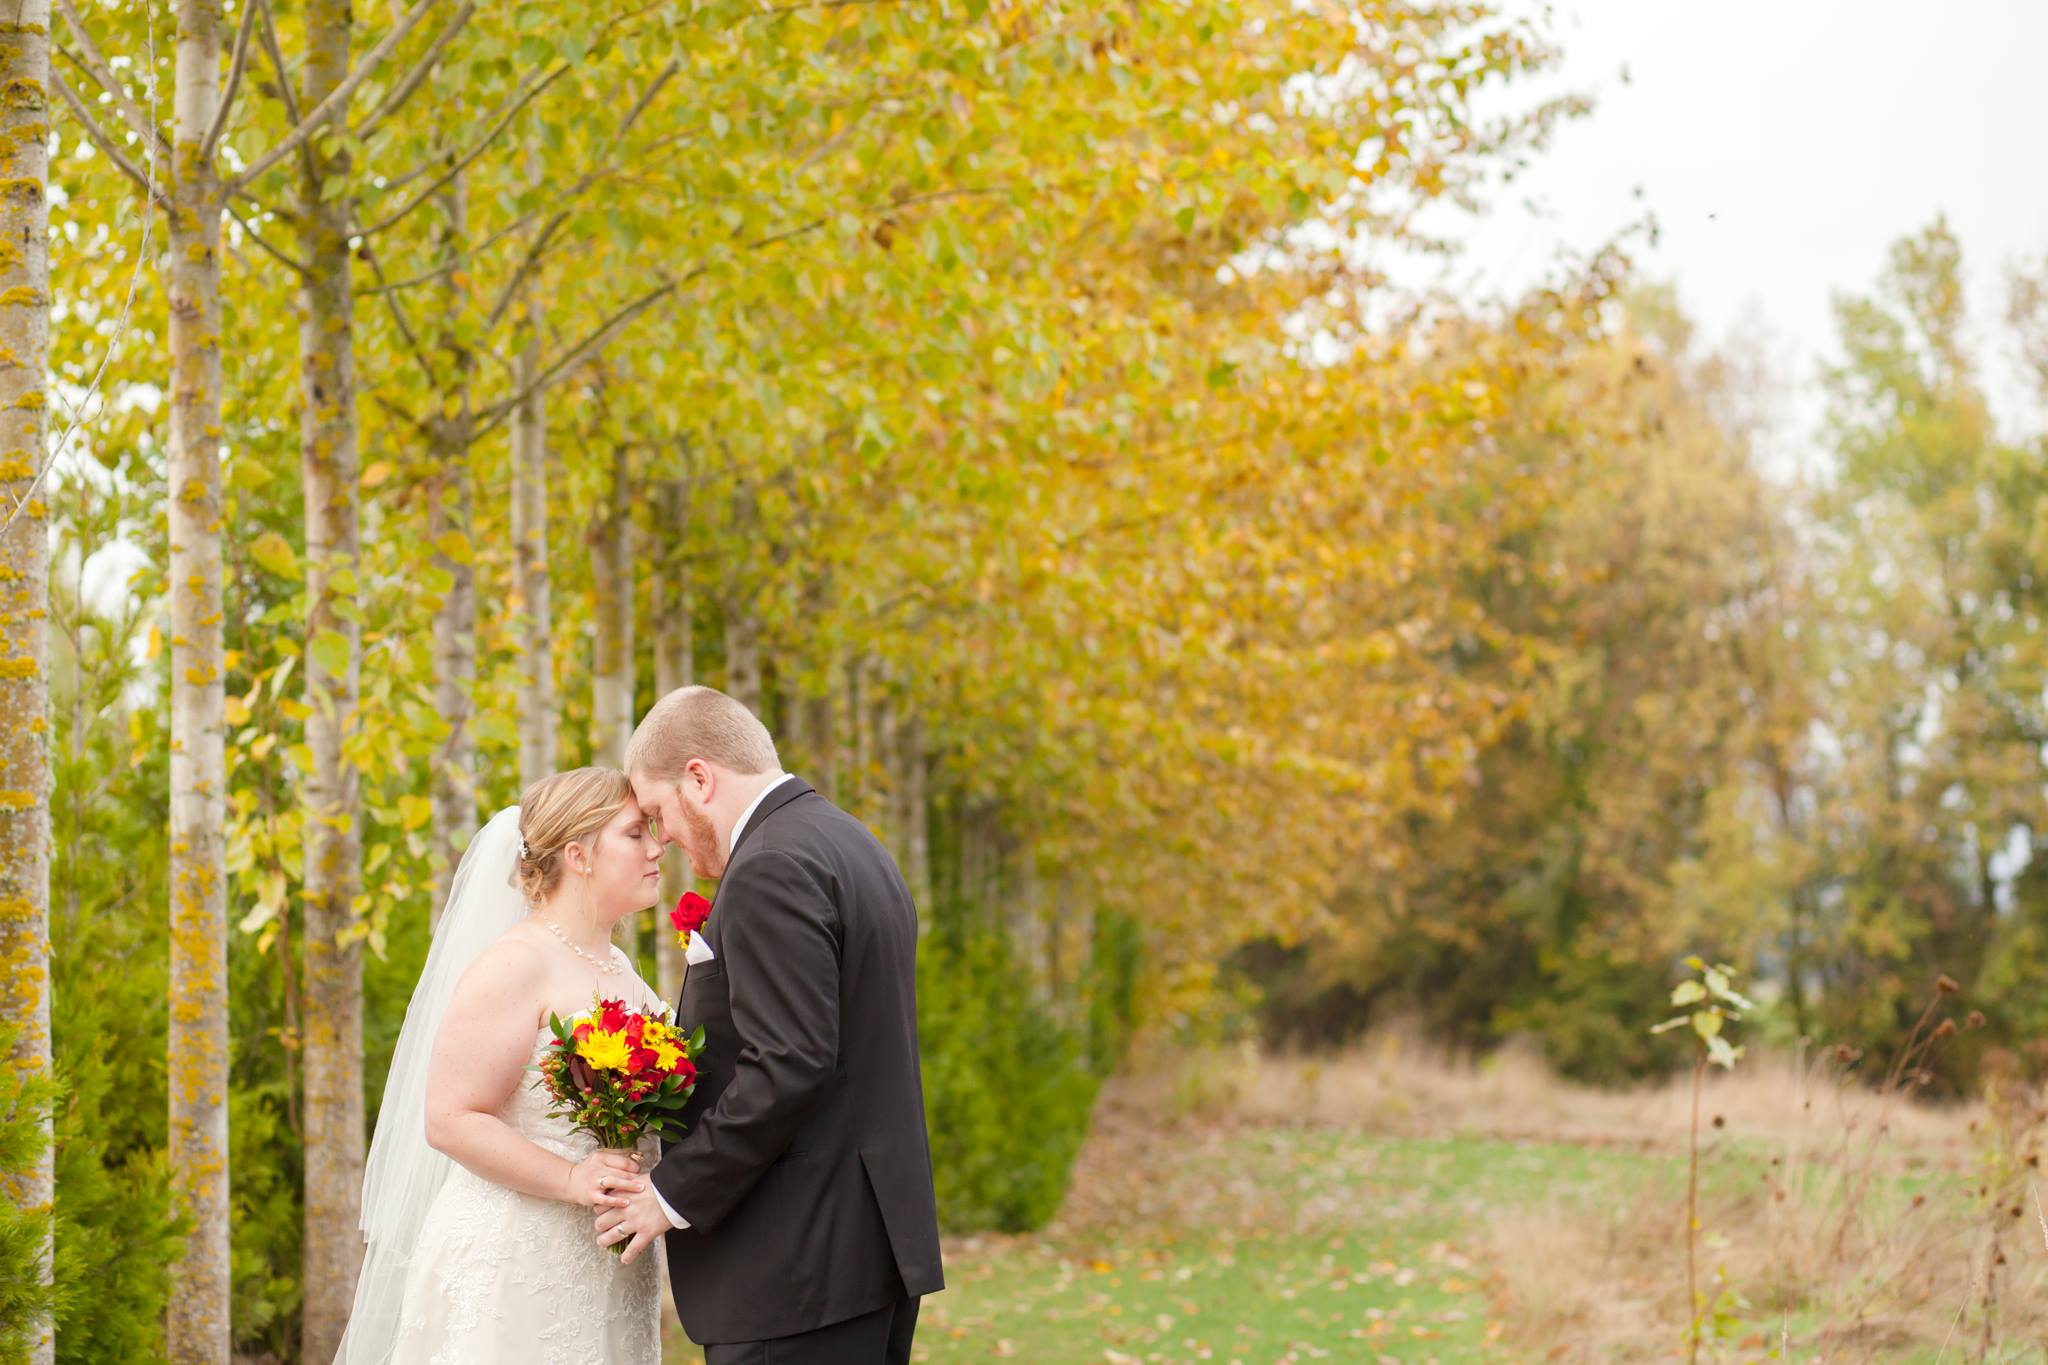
[918, 925, 1105, 1234]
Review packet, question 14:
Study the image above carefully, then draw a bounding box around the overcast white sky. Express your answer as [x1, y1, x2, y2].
[1423, 0, 2048, 471]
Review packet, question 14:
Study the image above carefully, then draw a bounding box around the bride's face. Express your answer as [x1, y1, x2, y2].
[570, 798, 665, 917]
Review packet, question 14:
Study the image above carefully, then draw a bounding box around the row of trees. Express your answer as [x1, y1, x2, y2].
[1251, 223, 2048, 1093]
[6, 1, 1628, 1360]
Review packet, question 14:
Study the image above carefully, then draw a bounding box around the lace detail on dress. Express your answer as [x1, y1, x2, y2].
[391, 1027, 663, 1365]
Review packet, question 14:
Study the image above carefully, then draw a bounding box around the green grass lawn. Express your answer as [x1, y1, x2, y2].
[665, 1128, 1662, 1364]
[661, 1120, 2041, 1364]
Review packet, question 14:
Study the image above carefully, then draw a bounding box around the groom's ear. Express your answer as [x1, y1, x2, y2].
[683, 758, 713, 801]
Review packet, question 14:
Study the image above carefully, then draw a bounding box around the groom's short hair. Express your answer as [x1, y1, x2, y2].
[626, 685, 780, 779]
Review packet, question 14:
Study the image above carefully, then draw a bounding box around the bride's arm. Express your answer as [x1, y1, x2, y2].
[422, 939, 645, 1207]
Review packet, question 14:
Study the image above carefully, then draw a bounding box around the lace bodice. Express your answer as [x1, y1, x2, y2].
[389, 1028, 663, 1365]
[506, 1026, 605, 1159]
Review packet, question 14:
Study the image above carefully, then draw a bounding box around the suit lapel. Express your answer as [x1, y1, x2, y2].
[698, 777, 814, 958]
[726, 776, 811, 867]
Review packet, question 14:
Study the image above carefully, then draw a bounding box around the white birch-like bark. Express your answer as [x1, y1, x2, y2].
[0, 9, 55, 1362]
[652, 475, 692, 1002]
[166, 2, 232, 1355]
[510, 295, 553, 789]
[295, 1, 366, 1353]
[591, 444, 635, 766]
[427, 168, 476, 930]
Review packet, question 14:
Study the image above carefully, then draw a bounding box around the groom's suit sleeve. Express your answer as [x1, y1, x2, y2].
[649, 847, 839, 1232]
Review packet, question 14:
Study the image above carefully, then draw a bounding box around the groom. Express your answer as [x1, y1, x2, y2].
[597, 685, 943, 1364]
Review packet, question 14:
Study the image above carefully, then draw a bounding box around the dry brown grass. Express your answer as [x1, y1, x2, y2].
[1114, 1032, 2048, 1361]
[1126, 1032, 1979, 1161]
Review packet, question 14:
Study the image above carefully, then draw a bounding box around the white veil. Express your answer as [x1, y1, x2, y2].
[333, 805, 528, 1364]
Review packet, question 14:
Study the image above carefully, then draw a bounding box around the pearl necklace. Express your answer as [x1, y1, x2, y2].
[541, 917, 621, 975]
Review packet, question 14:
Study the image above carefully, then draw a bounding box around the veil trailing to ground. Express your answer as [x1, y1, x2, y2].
[333, 806, 528, 1364]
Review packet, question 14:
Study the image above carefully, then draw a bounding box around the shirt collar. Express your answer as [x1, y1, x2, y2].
[729, 773, 794, 856]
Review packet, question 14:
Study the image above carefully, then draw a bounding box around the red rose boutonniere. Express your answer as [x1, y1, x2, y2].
[670, 891, 712, 952]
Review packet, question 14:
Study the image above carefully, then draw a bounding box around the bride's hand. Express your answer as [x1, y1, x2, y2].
[564, 1151, 647, 1209]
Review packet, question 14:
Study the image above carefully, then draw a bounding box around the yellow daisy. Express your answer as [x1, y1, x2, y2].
[577, 1027, 632, 1072]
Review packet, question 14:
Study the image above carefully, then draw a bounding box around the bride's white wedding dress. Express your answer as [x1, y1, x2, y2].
[334, 808, 665, 1365]
[390, 1027, 663, 1365]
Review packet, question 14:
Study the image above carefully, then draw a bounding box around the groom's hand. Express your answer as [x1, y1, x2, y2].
[595, 1185, 673, 1264]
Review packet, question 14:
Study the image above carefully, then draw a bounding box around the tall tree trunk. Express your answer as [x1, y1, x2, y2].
[846, 656, 870, 820]
[871, 669, 897, 847]
[510, 264, 552, 788]
[805, 677, 837, 803]
[591, 444, 636, 958]
[722, 481, 760, 713]
[896, 712, 929, 915]
[652, 475, 693, 1003]
[427, 170, 475, 930]
[591, 443, 634, 766]
[0, 10, 54, 1362]
[723, 603, 760, 715]
[166, 2, 231, 1355]
[296, 1, 364, 1354]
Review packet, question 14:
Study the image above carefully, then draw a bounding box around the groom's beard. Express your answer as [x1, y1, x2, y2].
[680, 799, 726, 879]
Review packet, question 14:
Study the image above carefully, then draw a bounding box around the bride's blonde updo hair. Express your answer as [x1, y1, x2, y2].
[515, 767, 634, 906]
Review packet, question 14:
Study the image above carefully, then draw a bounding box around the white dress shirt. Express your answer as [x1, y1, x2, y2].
[654, 773, 795, 1231]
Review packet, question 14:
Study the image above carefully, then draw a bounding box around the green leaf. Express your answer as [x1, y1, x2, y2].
[433, 531, 474, 566]
[1670, 980, 1706, 1006]
[1692, 1009, 1723, 1040]
[309, 629, 351, 678]
[249, 531, 301, 580]
[1706, 1036, 1743, 1070]
[231, 459, 277, 491]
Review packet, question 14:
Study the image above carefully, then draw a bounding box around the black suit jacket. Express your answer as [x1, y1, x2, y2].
[653, 778, 944, 1344]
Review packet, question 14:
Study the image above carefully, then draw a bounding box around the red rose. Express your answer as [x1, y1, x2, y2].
[671, 891, 712, 939]
[629, 1047, 658, 1075]
[625, 1015, 645, 1047]
[598, 998, 629, 1033]
[572, 1021, 593, 1042]
[671, 1056, 697, 1085]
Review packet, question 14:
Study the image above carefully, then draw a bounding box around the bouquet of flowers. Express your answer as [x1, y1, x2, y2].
[535, 996, 705, 1183]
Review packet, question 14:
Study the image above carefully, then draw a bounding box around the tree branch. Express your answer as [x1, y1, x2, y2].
[477, 62, 680, 331]
[370, 389, 429, 439]
[471, 216, 830, 440]
[233, 0, 444, 190]
[359, 248, 438, 381]
[474, 278, 680, 439]
[351, 2, 476, 142]
[50, 69, 166, 209]
[755, 0, 917, 17]
[350, 199, 553, 297]
[597, 0, 676, 39]
[226, 202, 312, 275]
[479, 219, 574, 329]
[253, 0, 303, 126]
[354, 61, 570, 238]
[54, 0, 164, 152]
[202, 0, 263, 159]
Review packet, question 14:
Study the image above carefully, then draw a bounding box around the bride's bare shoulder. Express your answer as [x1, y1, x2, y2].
[460, 927, 550, 992]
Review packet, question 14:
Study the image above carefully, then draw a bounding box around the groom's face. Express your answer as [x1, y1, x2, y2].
[676, 798, 725, 880]
[633, 773, 726, 880]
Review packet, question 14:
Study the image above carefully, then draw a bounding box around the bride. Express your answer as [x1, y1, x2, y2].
[335, 767, 671, 1364]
